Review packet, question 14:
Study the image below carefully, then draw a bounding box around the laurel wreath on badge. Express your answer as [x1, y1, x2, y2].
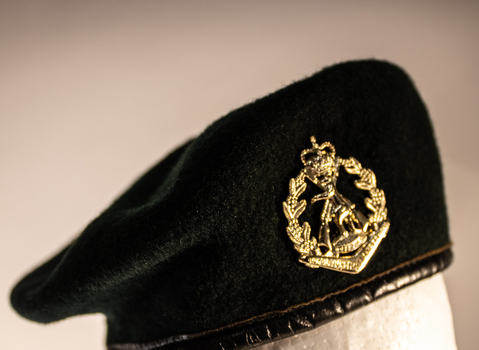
[283, 136, 390, 274]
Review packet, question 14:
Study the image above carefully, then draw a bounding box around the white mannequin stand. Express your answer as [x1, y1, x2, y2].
[257, 273, 457, 350]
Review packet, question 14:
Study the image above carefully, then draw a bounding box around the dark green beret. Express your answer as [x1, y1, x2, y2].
[11, 60, 452, 349]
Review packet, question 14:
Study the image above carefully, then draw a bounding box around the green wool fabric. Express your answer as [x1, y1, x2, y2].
[11, 60, 450, 344]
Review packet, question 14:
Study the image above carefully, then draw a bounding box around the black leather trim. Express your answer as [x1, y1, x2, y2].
[109, 245, 453, 350]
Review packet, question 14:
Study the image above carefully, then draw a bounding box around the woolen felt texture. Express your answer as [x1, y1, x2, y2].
[10, 60, 450, 345]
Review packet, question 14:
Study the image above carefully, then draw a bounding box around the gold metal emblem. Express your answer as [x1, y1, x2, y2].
[283, 137, 389, 274]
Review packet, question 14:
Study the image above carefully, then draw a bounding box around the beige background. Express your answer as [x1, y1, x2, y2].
[1, 1, 478, 349]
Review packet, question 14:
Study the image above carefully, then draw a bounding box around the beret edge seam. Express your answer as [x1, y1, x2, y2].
[108, 242, 453, 350]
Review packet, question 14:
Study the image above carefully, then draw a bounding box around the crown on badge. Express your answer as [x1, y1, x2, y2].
[283, 136, 389, 274]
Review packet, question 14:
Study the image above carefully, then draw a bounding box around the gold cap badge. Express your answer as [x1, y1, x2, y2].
[283, 137, 389, 274]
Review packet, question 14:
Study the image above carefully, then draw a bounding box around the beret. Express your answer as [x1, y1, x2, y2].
[11, 60, 452, 349]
